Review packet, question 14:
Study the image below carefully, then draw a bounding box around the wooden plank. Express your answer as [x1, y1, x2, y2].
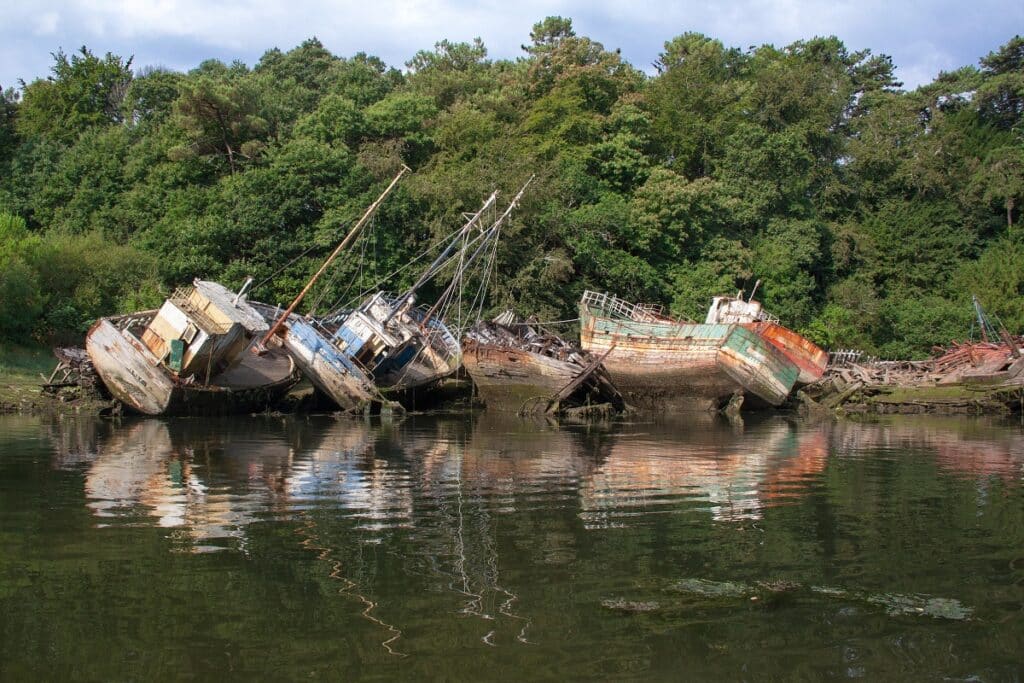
[548, 344, 616, 409]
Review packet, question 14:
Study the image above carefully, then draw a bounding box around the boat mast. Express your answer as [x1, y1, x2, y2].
[419, 175, 534, 329]
[258, 165, 409, 347]
[381, 191, 499, 326]
[972, 294, 994, 342]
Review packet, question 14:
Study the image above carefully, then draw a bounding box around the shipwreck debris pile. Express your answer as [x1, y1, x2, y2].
[465, 314, 586, 365]
[41, 347, 106, 401]
[463, 313, 624, 415]
[801, 339, 1024, 415]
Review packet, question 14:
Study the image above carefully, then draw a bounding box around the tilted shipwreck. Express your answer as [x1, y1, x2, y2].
[578, 290, 808, 411]
[259, 168, 532, 414]
[703, 291, 828, 385]
[463, 311, 624, 415]
[86, 279, 299, 416]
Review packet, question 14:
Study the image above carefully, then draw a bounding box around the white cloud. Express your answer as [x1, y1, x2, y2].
[0, 0, 1020, 89]
[33, 11, 61, 36]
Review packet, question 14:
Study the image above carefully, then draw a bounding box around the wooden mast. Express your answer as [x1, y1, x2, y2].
[257, 165, 409, 349]
[418, 175, 533, 330]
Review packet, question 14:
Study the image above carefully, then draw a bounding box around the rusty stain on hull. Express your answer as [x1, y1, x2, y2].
[462, 316, 623, 414]
[579, 291, 799, 410]
[463, 342, 579, 411]
[746, 321, 828, 385]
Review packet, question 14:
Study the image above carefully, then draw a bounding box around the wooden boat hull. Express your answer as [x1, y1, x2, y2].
[87, 318, 300, 416]
[718, 326, 799, 406]
[279, 317, 381, 413]
[580, 309, 798, 410]
[463, 342, 580, 411]
[745, 321, 827, 385]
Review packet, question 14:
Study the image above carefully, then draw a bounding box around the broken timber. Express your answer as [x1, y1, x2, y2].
[462, 315, 625, 416]
[802, 337, 1024, 416]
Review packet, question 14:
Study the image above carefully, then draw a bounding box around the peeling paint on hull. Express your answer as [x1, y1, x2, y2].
[278, 317, 380, 414]
[579, 307, 798, 410]
[86, 318, 299, 416]
[745, 321, 828, 385]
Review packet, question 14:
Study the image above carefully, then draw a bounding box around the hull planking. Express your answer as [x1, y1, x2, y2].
[279, 317, 381, 413]
[463, 342, 580, 412]
[87, 317, 299, 416]
[580, 299, 798, 410]
[745, 321, 828, 385]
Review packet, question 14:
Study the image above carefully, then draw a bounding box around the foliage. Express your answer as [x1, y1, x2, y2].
[0, 30, 1021, 355]
[16, 47, 133, 143]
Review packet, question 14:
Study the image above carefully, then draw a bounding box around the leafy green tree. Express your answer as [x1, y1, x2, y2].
[293, 95, 365, 147]
[523, 16, 642, 111]
[407, 38, 492, 107]
[0, 213, 43, 339]
[876, 296, 971, 359]
[954, 237, 1024, 333]
[750, 218, 826, 327]
[169, 77, 268, 173]
[0, 86, 18, 165]
[975, 35, 1024, 130]
[646, 33, 745, 178]
[970, 144, 1024, 236]
[16, 47, 133, 142]
[860, 199, 977, 295]
[124, 67, 183, 125]
[670, 238, 753, 320]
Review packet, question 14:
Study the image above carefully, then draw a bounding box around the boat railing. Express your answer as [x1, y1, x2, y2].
[111, 311, 157, 333]
[581, 290, 664, 322]
[168, 286, 233, 335]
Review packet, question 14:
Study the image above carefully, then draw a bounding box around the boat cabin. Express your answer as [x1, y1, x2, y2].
[139, 280, 269, 378]
[331, 293, 413, 371]
[705, 296, 777, 325]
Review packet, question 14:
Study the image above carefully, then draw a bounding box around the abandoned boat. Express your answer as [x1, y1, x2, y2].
[578, 290, 800, 411]
[349, 178, 531, 405]
[260, 169, 531, 413]
[86, 279, 299, 416]
[704, 293, 828, 385]
[257, 167, 410, 414]
[308, 290, 463, 408]
[463, 311, 624, 414]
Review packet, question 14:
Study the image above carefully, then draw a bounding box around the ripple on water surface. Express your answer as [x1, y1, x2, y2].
[2, 412, 1022, 679]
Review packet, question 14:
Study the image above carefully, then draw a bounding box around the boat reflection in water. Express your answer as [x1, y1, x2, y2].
[828, 415, 1024, 483]
[83, 419, 306, 551]
[70, 413, 1024, 550]
[50, 411, 1024, 658]
[578, 417, 829, 526]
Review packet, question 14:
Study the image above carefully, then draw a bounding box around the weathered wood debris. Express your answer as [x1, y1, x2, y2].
[41, 347, 105, 400]
[462, 312, 625, 415]
[800, 339, 1024, 415]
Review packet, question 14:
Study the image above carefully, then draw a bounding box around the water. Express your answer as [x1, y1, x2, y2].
[2, 412, 1023, 680]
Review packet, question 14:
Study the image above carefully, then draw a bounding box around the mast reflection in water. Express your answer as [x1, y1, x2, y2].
[3, 412, 1022, 679]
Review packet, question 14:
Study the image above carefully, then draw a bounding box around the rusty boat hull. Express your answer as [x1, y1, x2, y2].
[579, 297, 799, 411]
[745, 321, 828, 385]
[463, 341, 582, 412]
[86, 316, 300, 416]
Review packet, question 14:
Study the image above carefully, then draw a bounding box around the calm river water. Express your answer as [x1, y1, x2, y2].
[1, 411, 1022, 680]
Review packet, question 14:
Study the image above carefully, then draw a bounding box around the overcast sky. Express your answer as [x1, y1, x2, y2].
[1, 1, 1020, 92]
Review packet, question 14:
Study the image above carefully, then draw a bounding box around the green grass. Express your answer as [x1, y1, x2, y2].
[0, 343, 54, 380]
[872, 384, 989, 404]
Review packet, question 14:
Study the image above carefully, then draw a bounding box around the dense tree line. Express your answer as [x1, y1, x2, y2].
[0, 22, 1021, 357]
